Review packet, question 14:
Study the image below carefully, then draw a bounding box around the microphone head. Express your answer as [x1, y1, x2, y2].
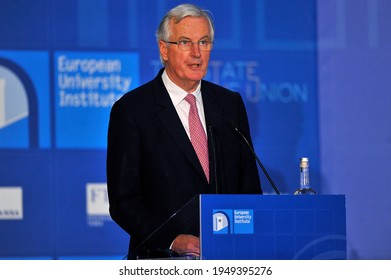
[229, 120, 240, 132]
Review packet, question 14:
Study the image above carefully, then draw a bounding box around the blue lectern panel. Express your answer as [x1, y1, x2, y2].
[199, 194, 346, 260]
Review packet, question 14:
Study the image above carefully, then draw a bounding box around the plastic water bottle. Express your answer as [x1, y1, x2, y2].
[294, 157, 316, 195]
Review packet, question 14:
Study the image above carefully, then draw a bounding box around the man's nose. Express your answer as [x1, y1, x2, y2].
[190, 42, 201, 56]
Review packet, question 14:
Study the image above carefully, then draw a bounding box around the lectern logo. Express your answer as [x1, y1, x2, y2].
[213, 211, 231, 234]
[213, 209, 254, 234]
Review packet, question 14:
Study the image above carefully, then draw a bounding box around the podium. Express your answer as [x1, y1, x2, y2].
[199, 194, 346, 260]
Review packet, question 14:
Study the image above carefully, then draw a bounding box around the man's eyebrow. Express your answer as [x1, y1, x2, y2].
[177, 35, 211, 41]
[177, 36, 191, 41]
[198, 36, 211, 41]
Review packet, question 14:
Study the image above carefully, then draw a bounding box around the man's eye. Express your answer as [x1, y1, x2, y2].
[199, 40, 208, 46]
[179, 40, 190, 46]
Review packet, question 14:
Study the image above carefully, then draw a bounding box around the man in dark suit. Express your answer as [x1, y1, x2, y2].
[106, 3, 262, 259]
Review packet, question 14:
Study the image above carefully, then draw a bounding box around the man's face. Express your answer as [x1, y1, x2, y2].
[159, 16, 212, 93]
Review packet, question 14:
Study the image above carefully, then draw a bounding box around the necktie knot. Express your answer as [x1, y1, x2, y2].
[185, 94, 196, 107]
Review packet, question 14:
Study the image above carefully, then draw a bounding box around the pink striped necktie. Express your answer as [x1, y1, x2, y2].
[185, 94, 209, 183]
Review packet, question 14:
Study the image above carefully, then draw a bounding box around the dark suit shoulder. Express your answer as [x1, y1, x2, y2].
[201, 80, 245, 108]
[116, 79, 155, 106]
[201, 79, 238, 95]
[114, 69, 167, 109]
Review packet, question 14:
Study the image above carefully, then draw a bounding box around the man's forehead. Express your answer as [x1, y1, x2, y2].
[169, 17, 210, 36]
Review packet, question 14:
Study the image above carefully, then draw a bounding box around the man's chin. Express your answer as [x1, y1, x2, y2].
[186, 70, 206, 81]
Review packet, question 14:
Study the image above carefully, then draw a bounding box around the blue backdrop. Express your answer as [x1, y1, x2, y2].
[0, 0, 389, 260]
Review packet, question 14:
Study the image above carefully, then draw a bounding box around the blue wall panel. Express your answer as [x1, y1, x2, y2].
[1, 0, 320, 259]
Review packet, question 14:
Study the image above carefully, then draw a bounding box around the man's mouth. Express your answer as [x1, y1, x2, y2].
[189, 63, 201, 69]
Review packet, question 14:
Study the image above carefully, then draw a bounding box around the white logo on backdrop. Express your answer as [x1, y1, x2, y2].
[0, 66, 29, 129]
[0, 187, 23, 220]
[86, 183, 111, 227]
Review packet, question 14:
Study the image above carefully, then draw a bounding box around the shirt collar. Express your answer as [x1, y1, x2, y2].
[162, 69, 202, 107]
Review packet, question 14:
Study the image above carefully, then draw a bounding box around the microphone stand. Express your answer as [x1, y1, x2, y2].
[208, 126, 219, 194]
[231, 123, 280, 195]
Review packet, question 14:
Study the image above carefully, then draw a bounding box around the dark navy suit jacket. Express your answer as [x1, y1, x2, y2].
[107, 68, 261, 259]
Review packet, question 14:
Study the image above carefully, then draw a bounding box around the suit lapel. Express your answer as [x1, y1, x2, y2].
[202, 81, 223, 132]
[202, 82, 224, 193]
[152, 72, 206, 180]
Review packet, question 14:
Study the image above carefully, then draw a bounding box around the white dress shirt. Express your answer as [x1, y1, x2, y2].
[162, 70, 207, 138]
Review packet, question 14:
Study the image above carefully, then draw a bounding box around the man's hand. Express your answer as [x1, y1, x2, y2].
[171, 234, 200, 256]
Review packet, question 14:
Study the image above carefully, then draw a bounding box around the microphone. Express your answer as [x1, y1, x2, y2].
[130, 195, 200, 259]
[230, 121, 280, 195]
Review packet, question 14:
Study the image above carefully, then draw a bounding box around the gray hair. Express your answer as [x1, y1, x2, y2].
[156, 4, 215, 65]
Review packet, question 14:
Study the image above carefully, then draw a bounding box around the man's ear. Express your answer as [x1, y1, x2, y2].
[158, 41, 169, 63]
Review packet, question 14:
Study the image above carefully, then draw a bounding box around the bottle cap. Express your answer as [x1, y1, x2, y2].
[300, 157, 309, 168]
